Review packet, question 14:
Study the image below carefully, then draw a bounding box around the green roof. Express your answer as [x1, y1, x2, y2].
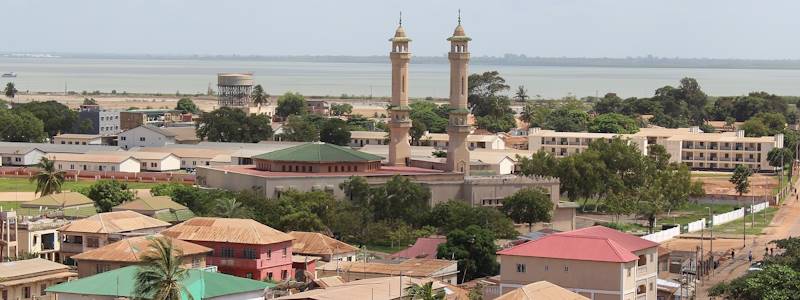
[114, 196, 189, 211]
[13, 205, 97, 219]
[21, 192, 94, 208]
[154, 209, 196, 223]
[252, 142, 383, 163]
[46, 266, 273, 300]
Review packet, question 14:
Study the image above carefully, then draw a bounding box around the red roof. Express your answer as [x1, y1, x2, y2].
[390, 237, 446, 259]
[497, 226, 658, 263]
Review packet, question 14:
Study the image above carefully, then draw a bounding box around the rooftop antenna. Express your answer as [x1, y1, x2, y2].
[399, 11, 402, 26]
[458, 9, 461, 25]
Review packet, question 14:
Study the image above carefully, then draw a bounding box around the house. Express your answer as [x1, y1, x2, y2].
[160, 217, 295, 281]
[118, 125, 178, 149]
[49, 153, 141, 173]
[276, 276, 453, 300]
[19, 192, 98, 219]
[77, 106, 121, 136]
[316, 258, 459, 285]
[111, 196, 195, 223]
[136, 147, 233, 169]
[161, 126, 201, 144]
[288, 231, 359, 262]
[46, 265, 273, 300]
[291, 255, 320, 282]
[70, 234, 212, 277]
[53, 134, 103, 145]
[57, 211, 171, 263]
[119, 109, 183, 130]
[0, 212, 71, 261]
[0, 147, 45, 166]
[128, 151, 182, 171]
[390, 236, 446, 260]
[495, 281, 589, 300]
[497, 226, 660, 300]
[0, 258, 77, 300]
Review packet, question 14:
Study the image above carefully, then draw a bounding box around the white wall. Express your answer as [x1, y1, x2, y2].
[139, 155, 181, 171]
[118, 127, 176, 149]
[55, 158, 141, 173]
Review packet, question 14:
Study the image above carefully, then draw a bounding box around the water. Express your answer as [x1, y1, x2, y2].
[2, 57, 800, 98]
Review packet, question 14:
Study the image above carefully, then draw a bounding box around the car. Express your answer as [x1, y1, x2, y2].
[747, 261, 763, 273]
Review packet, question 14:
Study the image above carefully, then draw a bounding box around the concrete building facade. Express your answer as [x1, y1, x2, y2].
[445, 17, 472, 174]
[118, 125, 178, 149]
[387, 20, 413, 166]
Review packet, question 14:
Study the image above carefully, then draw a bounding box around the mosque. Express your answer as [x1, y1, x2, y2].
[197, 16, 577, 231]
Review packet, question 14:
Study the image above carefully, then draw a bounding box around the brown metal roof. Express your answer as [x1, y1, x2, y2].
[161, 217, 293, 245]
[288, 231, 359, 256]
[71, 234, 211, 263]
[317, 258, 455, 277]
[58, 211, 170, 234]
[495, 281, 589, 300]
[0, 258, 72, 282]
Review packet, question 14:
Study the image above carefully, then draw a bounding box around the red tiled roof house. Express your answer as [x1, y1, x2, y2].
[161, 217, 294, 281]
[497, 226, 659, 300]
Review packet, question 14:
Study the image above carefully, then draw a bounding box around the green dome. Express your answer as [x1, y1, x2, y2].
[253, 142, 383, 163]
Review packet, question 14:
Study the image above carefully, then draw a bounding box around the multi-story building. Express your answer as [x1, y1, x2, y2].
[528, 127, 783, 171]
[70, 234, 211, 277]
[119, 109, 183, 130]
[0, 258, 76, 300]
[349, 131, 506, 150]
[57, 211, 170, 264]
[497, 226, 659, 300]
[1, 212, 71, 261]
[77, 106, 121, 136]
[160, 217, 295, 281]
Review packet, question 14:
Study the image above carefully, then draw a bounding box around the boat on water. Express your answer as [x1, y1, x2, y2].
[1, 72, 16, 78]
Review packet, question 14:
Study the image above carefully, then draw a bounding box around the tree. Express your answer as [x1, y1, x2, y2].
[251, 85, 269, 107]
[410, 102, 448, 134]
[134, 237, 193, 300]
[214, 198, 249, 218]
[543, 107, 589, 132]
[468, 71, 511, 118]
[593, 93, 624, 114]
[81, 180, 136, 212]
[501, 188, 553, 232]
[30, 157, 66, 196]
[276, 92, 307, 118]
[319, 118, 351, 146]
[648, 144, 671, 170]
[426, 200, 517, 239]
[4, 82, 18, 98]
[331, 103, 353, 116]
[13, 101, 79, 137]
[637, 163, 691, 232]
[195, 107, 273, 142]
[82, 98, 98, 105]
[741, 118, 769, 137]
[513, 85, 528, 102]
[520, 102, 549, 127]
[405, 282, 445, 300]
[768, 148, 792, 170]
[339, 176, 370, 207]
[0, 110, 46, 142]
[371, 176, 431, 227]
[517, 151, 558, 178]
[175, 98, 199, 114]
[437, 225, 498, 282]
[279, 115, 320, 142]
[729, 164, 753, 196]
[588, 113, 639, 134]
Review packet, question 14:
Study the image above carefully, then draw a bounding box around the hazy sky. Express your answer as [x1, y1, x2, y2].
[5, 0, 800, 59]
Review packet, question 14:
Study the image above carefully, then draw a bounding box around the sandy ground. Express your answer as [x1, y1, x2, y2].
[694, 173, 779, 196]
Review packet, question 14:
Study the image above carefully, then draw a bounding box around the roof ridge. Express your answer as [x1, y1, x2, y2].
[604, 238, 636, 261]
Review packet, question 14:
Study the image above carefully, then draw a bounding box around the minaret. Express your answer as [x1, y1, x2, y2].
[388, 13, 412, 166]
[446, 11, 471, 173]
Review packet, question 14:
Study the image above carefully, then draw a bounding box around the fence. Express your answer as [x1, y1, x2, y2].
[686, 218, 706, 233]
[642, 226, 681, 243]
[751, 201, 769, 213]
[712, 208, 744, 226]
[0, 166, 195, 184]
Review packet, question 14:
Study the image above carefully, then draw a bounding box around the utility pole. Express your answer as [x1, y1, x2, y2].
[708, 206, 714, 276]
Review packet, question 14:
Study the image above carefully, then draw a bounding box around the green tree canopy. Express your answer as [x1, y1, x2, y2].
[588, 113, 639, 134]
[134, 237, 192, 300]
[30, 157, 66, 196]
[81, 180, 136, 212]
[593, 93, 625, 114]
[12, 101, 79, 137]
[175, 97, 199, 114]
[195, 107, 273, 143]
[543, 106, 589, 132]
[251, 85, 269, 107]
[371, 175, 431, 227]
[437, 225, 499, 282]
[513, 85, 528, 102]
[501, 188, 553, 233]
[319, 118, 351, 146]
[0, 110, 46, 142]
[426, 200, 517, 239]
[4, 82, 18, 98]
[276, 92, 307, 118]
[729, 164, 753, 196]
[331, 103, 353, 116]
[279, 115, 320, 142]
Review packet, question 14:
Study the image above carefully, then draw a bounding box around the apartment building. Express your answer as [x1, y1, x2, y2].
[57, 211, 170, 264]
[1, 212, 71, 261]
[160, 217, 295, 281]
[77, 106, 121, 136]
[528, 127, 783, 171]
[349, 131, 506, 150]
[497, 226, 659, 300]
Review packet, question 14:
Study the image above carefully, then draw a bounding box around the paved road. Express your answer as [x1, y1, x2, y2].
[697, 178, 800, 299]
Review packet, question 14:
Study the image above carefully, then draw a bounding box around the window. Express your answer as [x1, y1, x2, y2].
[221, 248, 234, 258]
[86, 237, 100, 248]
[544, 265, 549, 271]
[243, 248, 258, 259]
[40, 284, 47, 296]
[23, 287, 30, 299]
[139, 137, 146, 141]
[192, 161, 197, 166]
[2, 289, 7, 300]
[151, 162, 157, 168]
[33, 235, 38, 245]
[70, 164, 74, 170]
[281, 270, 288, 280]
[267, 272, 273, 281]
[282, 247, 287, 257]
[121, 136, 126, 141]
[192, 257, 201, 268]
[267, 249, 272, 259]
[516, 263, 526, 273]
[60, 141, 65, 144]
[638, 254, 647, 266]
[245, 273, 253, 279]
[14, 157, 21, 162]
[564, 266, 569, 272]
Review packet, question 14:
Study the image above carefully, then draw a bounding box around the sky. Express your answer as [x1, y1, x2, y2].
[4, 0, 800, 59]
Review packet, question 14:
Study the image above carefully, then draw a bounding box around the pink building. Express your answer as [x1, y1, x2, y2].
[161, 217, 294, 281]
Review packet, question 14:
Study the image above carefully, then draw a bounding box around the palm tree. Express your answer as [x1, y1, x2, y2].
[514, 85, 528, 102]
[214, 198, 248, 218]
[134, 237, 193, 300]
[251, 85, 269, 108]
[30, 157, 66, 196]
[404, 282, 445, 300]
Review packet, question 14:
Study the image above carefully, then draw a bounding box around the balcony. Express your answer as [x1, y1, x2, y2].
[60, 242, 83, 254]
[636, 265, 648, 276]
[206, 256, 260, 269]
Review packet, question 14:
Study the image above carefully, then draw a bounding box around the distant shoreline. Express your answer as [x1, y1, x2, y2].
[5, 53, 800, 70]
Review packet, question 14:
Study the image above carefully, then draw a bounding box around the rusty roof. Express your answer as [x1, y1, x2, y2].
[495, 281, 589, 300]
[317, 258, 455, 277]
[288, 231, 359, 257]
[161, 217, 293, 245]
[71, 234, 211, 263]
[0, 258, 72, 282]
[58, 211, 170, 234]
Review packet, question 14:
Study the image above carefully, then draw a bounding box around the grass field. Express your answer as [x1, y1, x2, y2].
[0, 201, 21, 211]
[0, 178, 161, 193]
[365, 244, 407, 255]
[694, 207, 778, 236]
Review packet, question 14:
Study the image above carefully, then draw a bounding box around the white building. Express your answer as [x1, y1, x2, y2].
[127, 152, 181, 172]
[53, 134, 103, 145]
[49, 153, 141, 172]
[136, 147, 232, 170]
[118, 125, 178, 149]
[0, 147, 46, 166]
[349, 131, 506, 150]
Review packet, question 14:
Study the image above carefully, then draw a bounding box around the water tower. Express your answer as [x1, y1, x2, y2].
[217, 73, 255, 107]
